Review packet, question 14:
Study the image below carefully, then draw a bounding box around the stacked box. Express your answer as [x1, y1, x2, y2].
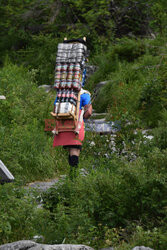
[56, 43, 87, 63]
[54, 43, 87, 91]
[54, 42, 87, 115]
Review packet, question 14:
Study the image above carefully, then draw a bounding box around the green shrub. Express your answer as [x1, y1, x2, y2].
[90, 36, 167, 128]
[152, 126, 167, 150]
[88, 38, 147, 90]
[138, 78, 167, 127]
[0, 63, 67, 182]
[110, 38, 146, 62]
[109, 226, 167, 250]
[42, 153, 167, 247]
[12, 34, 60, 85]
[0, 184, 37, 244]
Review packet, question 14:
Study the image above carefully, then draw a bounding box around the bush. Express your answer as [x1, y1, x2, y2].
[42, 152, 167, 247]
[110, 226, 167, 250]
[0, 183, 38, 244]
[0, 63, 66, 182]
[12, 34, 60, 85]
[90, 36, 167, 128]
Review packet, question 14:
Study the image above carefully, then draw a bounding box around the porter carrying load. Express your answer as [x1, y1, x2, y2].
[52, 38, 92, 172]
[51, 37, 90, 135]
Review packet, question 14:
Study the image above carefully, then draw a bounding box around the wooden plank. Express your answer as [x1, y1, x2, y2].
[50, 112, 57, 117]
[57, 113, 71, 117]
[0, 160, 14, 184]
[76, 91, 81, 121]
[57, 113, 74, 120]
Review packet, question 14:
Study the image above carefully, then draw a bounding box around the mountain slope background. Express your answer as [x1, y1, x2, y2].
[0, 0, 167, 249]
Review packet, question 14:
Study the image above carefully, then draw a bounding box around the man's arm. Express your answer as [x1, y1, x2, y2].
[81, 93, 92, 119]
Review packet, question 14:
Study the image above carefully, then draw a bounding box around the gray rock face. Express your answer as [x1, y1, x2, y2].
[85, 119, 121, 134]
[26, 179, 59, 192]
[95, 80, 110, 89]
[86, 65, 98, 80]
[92, 80, 111, 102]
[132, 247, 154, 250]
[0, 240, 36, 250]
[100, 248, 114, 250]
[38, 85, 53, 93]
[0, 95, 6, 100]
[0, 241, 94, 250]
[0, 241, 155, 250]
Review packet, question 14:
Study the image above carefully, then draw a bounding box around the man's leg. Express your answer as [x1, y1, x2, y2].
[68, 147, 81, 179]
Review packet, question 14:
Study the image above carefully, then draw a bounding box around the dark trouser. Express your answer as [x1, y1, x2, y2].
[63, 145, 82, 179]
[63, 145, 82, 167]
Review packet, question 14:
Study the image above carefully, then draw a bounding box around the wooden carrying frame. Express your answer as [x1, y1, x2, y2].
[50, 37, 86, 134]
[51, 91, 81, 133]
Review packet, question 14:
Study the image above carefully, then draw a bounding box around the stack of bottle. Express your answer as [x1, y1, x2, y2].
[54, 62, 82, 90]
[54, 89, 78, 115]
[54, 41, 87, 116]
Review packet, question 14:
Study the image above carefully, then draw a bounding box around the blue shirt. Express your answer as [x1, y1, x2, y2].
[80, 93, 91, 109]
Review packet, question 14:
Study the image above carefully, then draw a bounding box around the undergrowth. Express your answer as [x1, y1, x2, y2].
[89, 36, 167, 127]
[0, 63, 67, 182]
[0, 35, 167, 249]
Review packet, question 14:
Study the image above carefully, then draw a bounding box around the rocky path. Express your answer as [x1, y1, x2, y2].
[85, 117, 120, 134]
[0, 240, 154, 250]
[26, 178, 59, 192]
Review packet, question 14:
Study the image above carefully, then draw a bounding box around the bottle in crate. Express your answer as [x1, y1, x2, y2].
[72, 79, 81, 90]
[60, 80, 66, 89]
[65, 89, 71, 113]
[59, 89, 66, 113]
[60, 63, 68, 88]
[74, 63, 81, 79]
[73, 91, 78, 104]
[61, 63, 68, 73]
[54, 63, 62, 88]
[68, 90, 73, 115]
[54, 80, 60, 89]
[67, 63, 74, 88]
[67, 79, 72, 89]
[54, 89, 61, 113]
[72, 63, 81, 89]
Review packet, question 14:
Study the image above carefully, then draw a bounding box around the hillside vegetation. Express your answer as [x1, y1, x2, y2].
[0, 0, 167, 249]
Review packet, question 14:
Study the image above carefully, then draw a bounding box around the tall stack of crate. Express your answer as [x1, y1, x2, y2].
[53, 41, 87, 121]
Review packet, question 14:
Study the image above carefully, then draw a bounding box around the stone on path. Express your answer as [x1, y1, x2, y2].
[38, 85, 53, 93]
[0, 95, 6, 100]
[100, 248, 114, 250]
[26, 178, 59, 192]
[0, 241, 154, 250]
[132, 247, 154, 250]
[85, 118, 121, 134]
[86, 65, 98, 80]
[95, 80, 110, 89]
[0, 240, 94, 250]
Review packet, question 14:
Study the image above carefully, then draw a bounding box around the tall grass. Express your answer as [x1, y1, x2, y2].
[89, 36, 167, 127]
[0, 63, 67, 182]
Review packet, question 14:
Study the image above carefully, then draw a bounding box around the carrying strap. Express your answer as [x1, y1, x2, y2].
[80, 88, 91, 96]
